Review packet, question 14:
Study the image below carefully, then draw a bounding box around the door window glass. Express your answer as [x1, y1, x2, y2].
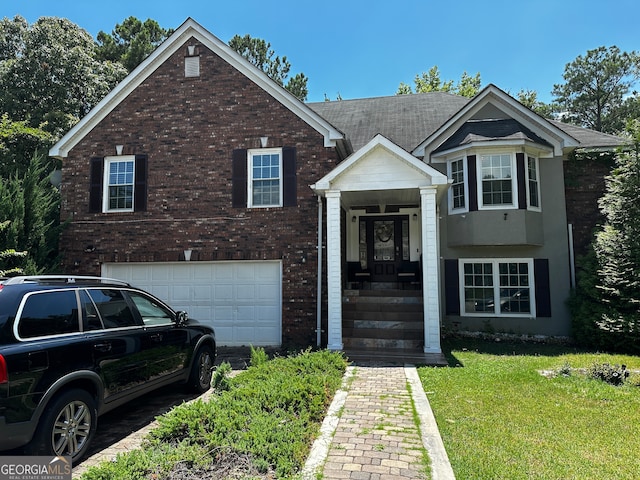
[373, 220, 395, 261]
[127, 291, 173, 326]
[87, 289, 138, 328]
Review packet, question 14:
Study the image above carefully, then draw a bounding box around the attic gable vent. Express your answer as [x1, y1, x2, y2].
[185, 45, 200, 78]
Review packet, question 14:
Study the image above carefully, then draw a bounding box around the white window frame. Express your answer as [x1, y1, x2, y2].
[103, 155, 136, 213]
[248, 148, 283, 208]
[458, 258, 536, 318]
[526, 156, 541, 211]
[477, 153, 518, 210]
[447, 157, 468, 214]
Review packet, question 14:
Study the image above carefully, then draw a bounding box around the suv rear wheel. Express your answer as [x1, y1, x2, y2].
[26, 389, 97, 464]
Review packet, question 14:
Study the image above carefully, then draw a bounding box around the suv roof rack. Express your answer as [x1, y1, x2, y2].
[2, 275, 131, 287]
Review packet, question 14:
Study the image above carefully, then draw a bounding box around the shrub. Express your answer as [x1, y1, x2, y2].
[588, 362, 630, 386]
[85, 349, 347, 479]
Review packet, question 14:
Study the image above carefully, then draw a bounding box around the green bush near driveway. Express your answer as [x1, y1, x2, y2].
[419, 338, 640, 480]
[80, 349, 347, 479]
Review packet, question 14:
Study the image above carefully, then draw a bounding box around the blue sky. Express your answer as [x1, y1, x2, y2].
[3, 0, 639, 103]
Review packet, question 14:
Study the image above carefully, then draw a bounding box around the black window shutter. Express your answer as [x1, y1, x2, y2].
[89, 157, 104, 213]
[282, 146, 297, 207]
[232, 149, 247, 207]
[134, 154, 148, 211]
[534, 258, 552, 317]
[444, 259, 461, 315]
[516, 152, 527, 209]
[467, 155, 478, 212]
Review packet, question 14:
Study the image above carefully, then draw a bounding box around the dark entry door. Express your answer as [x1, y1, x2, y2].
[361, 216, 410, 282]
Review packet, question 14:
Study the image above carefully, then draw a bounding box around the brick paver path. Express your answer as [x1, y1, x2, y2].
[321, 366, 428, 479]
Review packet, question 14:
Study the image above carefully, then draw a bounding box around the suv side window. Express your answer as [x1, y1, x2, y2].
[18, 290, 81, 338]
[127, 291, 173, 326]
[87, 289, 138, 328]
[79, 289, 104, 331]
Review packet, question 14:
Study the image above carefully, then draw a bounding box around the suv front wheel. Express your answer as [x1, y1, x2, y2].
[26, 389, 97, 464]
[188, 345, 214, 393]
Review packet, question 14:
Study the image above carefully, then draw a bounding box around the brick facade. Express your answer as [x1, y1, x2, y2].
[563, 155, 614, 258]
[59, 38, 339, 346]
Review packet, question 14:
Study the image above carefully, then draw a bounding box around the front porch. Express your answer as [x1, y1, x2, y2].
[312, 135, 450, 356]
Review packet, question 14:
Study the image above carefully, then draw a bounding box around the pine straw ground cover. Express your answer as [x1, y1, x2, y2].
[419, 338, 640, 480]
[80, 349, 347, 480]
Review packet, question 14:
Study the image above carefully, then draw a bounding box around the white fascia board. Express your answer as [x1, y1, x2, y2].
[413, 85, 578, 160]
[312, 134, 448, 195]
[430, 139, 555, 162]
[50, 18, 343, 158]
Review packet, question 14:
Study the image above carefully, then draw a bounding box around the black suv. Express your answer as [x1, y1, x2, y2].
[0, 275, 216, 463]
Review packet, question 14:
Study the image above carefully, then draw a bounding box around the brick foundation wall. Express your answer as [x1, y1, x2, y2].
[59, 38, 339, 347]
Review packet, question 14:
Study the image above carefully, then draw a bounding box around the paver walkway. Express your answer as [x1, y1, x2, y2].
[302, 365, 455, 480]
[73, 357, 455, 480]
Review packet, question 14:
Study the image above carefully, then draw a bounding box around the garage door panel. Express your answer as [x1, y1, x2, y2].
[104, 262, 281, 347]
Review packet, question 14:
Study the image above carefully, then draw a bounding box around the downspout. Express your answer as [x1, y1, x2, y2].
[316, 195, 323, 347]
[568, 223, 576, 289]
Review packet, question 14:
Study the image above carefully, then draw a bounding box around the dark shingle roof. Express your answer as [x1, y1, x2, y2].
[308, 93, 468, 152]
[307, 93, 626, 153]
[434, 118, 552, 153]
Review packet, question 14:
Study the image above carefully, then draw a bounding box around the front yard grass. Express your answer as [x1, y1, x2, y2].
[418, 338, 640, 480]
[79, 348, 347, 480]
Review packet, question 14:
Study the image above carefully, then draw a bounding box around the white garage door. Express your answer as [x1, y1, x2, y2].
[102, 261, 282, 347]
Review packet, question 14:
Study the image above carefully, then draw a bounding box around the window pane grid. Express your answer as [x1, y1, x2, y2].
[451, 159, 465, 209]
[462, 260, 532, 315]
[481, 154, 513, 206]
[251, 152, 281, 207]
[107, 160, 134, 211]
[528, 157, 540, 208]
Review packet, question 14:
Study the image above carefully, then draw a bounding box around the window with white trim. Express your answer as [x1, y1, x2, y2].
[527, 156, 540, 210]
[448, 158, 467, 212]
[479, 154, 516, 208]
[248, 149, 282, 207]
[460, 259, 534, 316]
[104, 156, 135, 212]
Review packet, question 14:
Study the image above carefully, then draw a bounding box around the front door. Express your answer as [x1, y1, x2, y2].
[360, 215, 410, 282]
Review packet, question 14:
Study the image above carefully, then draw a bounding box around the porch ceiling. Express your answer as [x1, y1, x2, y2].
[340, 188, 420, 209]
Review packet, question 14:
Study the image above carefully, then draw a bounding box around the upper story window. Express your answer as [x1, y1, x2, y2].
[527, 156, 541, 210]
[232, 146, 297, 209]
[89, 155, 147, 214]
[448, 158, 467, 213]
[248, 149, 282, 208]
[104, 156, 135, 212]
[480, 154, 515, 208]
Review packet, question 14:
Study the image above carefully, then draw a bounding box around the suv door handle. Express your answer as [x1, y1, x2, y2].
[149, 333, 163, 342]
[93, 342, 112, 352]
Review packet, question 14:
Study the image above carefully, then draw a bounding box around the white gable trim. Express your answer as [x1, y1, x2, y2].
[412, 84, 579, 159]
[312, 134, 448, 193]
[49, 18, 343, 158]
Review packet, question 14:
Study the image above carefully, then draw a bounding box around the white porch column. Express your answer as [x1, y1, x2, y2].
[420, 186, 442, 354]
[325, 190, 343, 350]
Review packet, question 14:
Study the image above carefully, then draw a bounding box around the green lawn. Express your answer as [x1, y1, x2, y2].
[418, 338, 640, 480]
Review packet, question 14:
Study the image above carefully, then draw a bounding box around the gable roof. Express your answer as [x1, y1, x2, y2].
[308, 86, 625, 158]
[49, 18, 344, 159]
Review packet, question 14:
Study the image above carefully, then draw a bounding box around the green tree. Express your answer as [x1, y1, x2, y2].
[397, 66, 481, 98]
[0, 16, 127, 136]
[0, 151, 62, 274]
[570, 120, 640, 352]
[0, 221, 27, 277]
[95, 17, 173, 73]
[516, 89, 559, 118]
[228, 34, 308, 101]
[552, 46, 640, 134]
[0, 114, 55, 179]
